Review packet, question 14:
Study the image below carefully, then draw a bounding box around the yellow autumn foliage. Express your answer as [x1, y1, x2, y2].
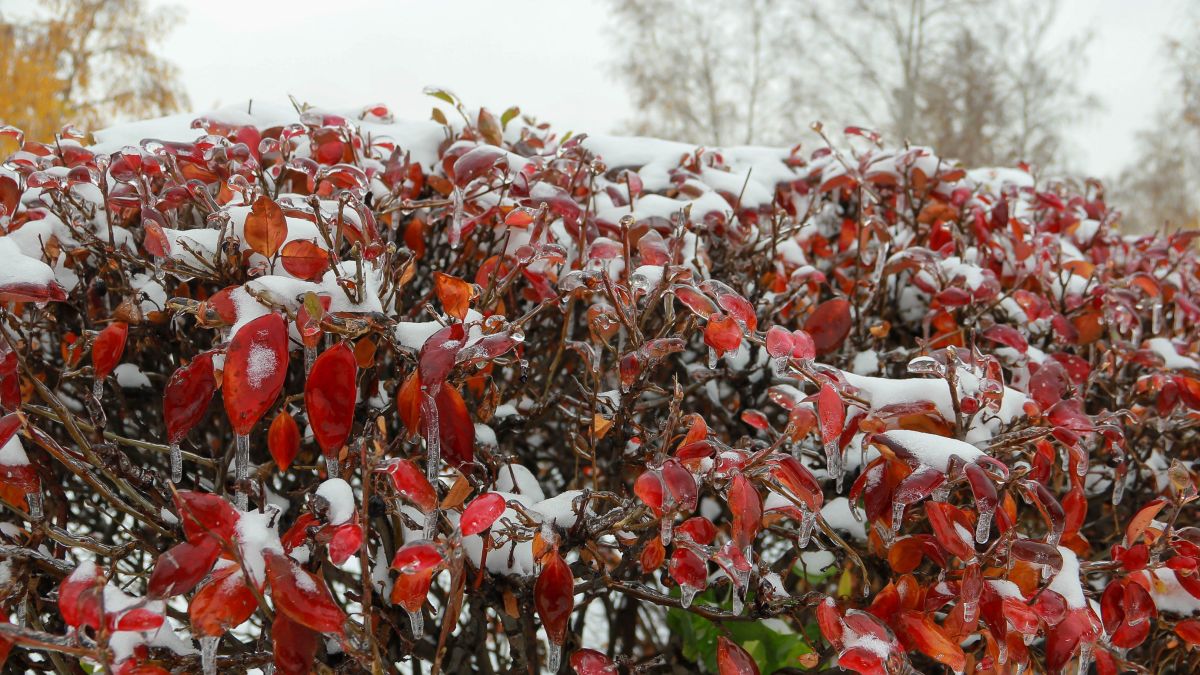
[0, 0, 187, 148]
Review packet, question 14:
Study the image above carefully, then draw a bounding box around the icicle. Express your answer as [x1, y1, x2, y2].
[421, 392, 441, 482]
[660, 515, 674, 546]
[92, 377, 104, 401]
[15, 597, 26, 626]
[234, 433, 250, 511]
[407, 608, 424, 640]
[962, 599, 978, 624]
[26, 490, 43, 521]
[324, 453, 340, 480]
[891, 501, 905, 536]
[1060, 446, 1070, 473]
[797, 506, 816, 549]
[1152, 302, 1163, 335]
[546, 641, 563, 673]
[304, 345, 317, 375]
[422, 509, 437, 539]
[706, 347, 719, 369]
[1076, 641, 1092, 675]
[1047, 528, 1062, 548]
[997, 636, 1008, 665]
[975, 504, 994, 544]
[200, 636, 219, 675]
[824, 441, 844, 493]
[771, 356, 789, 377]
[731, 584, 746, 615]
[932, 482, 951, 502]
[1112, 472, 1126, 506]
[170, 442, 183, 483]
[680, 584, 698, 609]
[263, 665, 275, 675]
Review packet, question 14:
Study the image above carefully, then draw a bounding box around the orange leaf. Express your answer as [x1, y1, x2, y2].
[1126, 498, 1167, 547]
[433, 272, 473, 321]
[896, 610, 966, 672]
[244, 195, 287, 258]
[268, 410, 300, 472]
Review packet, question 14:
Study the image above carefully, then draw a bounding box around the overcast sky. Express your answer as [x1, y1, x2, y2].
[147, 0, 1190, 180]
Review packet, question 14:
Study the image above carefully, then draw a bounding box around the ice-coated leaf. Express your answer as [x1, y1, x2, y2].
[305, 342, 357, 454]
[461, 492, 506, 536]
[264, 550, 345, 634]
[223, 313, 289, 435]
[535, 550, 575, 646]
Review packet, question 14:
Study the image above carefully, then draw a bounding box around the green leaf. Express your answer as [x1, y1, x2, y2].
[666, 588, 814, 672]
[500, 106, 521, 130]
[423, 87, 458, 106]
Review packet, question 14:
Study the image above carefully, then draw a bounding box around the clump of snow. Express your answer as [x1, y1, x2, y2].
[850, 349, 880, 376]
[1145, 337, 1200, 370]
[1047, 546, 1087, 609]
[1142, 568, 1200, 616]
[877, 429, 985, 471]
[113, 363, 152, 389]
[821, 497, 868, 543]
[245, 343, 278, 389]
[316, 478, 355, 525]
[0, 434, 29, 466]
[235, 509, 284, 585]
[493, 463, 545, 502]
[533, 490, 587, 529]
[844, 368, 1027, 445]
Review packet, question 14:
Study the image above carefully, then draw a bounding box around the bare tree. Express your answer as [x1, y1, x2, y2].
[607, 0, 1093, 166]
[607, 0, 811, 146]
[1117, 12, 1200, 232]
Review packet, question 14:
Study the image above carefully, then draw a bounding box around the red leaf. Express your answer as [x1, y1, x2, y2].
[163, 352, 216, 445]
[223, 313, 289, 435]
[273, 613, 319, 675]
[111, 608, 164, 632]
[434, 384, 475, 468]
[175, 491, 239, 543]
[817, 383, 845, 447]
[534, 550, 575, 646]
[244, 195, 288, 258]
[391, 541, 444, 574]
[704, 312, 743, 357]
[378, 458, 438, 512]
[1177, 619, 1200, 646]
[327, 521, 363, 565]
[92, 322, 128, 380]
[728, 472, 762, 552]
[268, 410, 301, 472]
[190, 567, 258, 636]
[716, 636, 760, 675]
[305, 342, 357, 454]
[280, 239, 329, 280]
[805, 298, 852, 354]
[461, 492, 506, 536]
[148, 535, 221, 598]
[264, 550, 345, 634]
[1126, 498, 1167, 546]
[59, 562, 102, 629]
[570, 648, 618, 675]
